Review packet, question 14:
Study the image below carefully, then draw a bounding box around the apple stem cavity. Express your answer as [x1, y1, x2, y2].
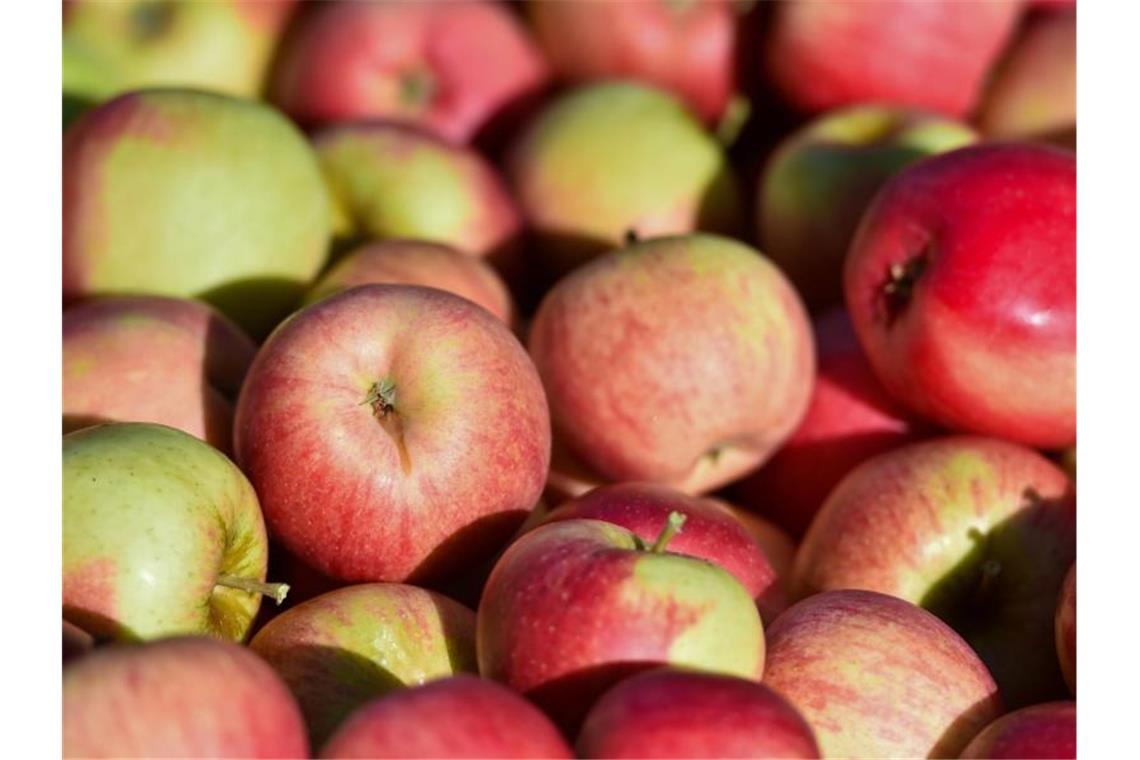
[624, 228, 641, 246]
[215, 575, 290, 606]
[878, 252, 928, 327]
[364, 379, 412, 473]
[400, 69, 437, 107]
[649, 511, 688, 554]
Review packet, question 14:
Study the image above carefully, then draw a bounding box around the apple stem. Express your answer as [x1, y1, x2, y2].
[624, 228, 641, 246]
[878, 253, 928, 326]
[650, 511, 688, 553]
[215, 575, 290, 606]
[715, 95, 752, 148]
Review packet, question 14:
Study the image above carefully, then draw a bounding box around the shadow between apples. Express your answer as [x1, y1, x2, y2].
[196, 276, 309, 343]
[526, 660, 665, 739]
[409, 509, 530, 597]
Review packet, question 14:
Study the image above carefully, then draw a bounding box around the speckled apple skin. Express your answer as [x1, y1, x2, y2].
[960, 701, 1077, 760]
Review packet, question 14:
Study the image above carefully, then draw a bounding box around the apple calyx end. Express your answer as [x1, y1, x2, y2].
[877, 251, 928, 327]
[399, 68, 437, 108]
[649, 511, 688, 554]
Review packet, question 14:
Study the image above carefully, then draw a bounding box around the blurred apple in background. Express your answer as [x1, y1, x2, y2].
[763, 590, 1002, 759]
[64, 637, 308, 758]
[63, 296, 255, 453]
[319, 675, 572, 759]
[64, 423, 282, 643]
[960, 701, 1077, 760]
[63, 89, 330, 337]
[1056, 562, 1076, 694]
[250, 583, 477, 749]
[845, 143, 1076, 448]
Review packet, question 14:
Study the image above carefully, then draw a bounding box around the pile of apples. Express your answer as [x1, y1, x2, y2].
[61, 1, 1077, 758]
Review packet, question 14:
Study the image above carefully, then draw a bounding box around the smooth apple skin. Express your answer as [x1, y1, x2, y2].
[960, 701, 1077, 759]
[794, 436, 1075, 709]
[527, 0, 737, 124]
[63, 423, 269, 642]
[478, 518, 765, 732]
[531, 233, 813, 495]
[764, 0, 1022, 118]
[63, 295, 256, 453]
[234, 285, 550, 584]
[730, 308, 930, 538]
[577, 668, 820, 759]
[63, 89, 331, 337]
[63, 636, 308, 759]
[763, 590, 1002, 759]
[543, 483, 786, 623]
[250, 583, 477, 749]
[270, 0, 549, 143]
[844, 143, 1076, 448]
[1056, 563, 1076, 694]
[320, 675, 572, 759]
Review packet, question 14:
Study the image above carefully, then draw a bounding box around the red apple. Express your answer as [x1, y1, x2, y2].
[844, 143, 1076, 448]
[320, 675, 572, 759]
[763, 590, 1002, 758]
[1056, 562, 1076, 694]
[577, 668, 820, 759]
[234, 285, 550, 584]
[960, 701, 1077, 759]
[63, 636, 308, 758]
[714, 500, 797, 586]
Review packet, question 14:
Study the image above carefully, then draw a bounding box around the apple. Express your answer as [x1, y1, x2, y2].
[63, 295, 256, 453]
[794, 436, 1075, 708]
[527, 0, 737, 124]
[844, 143, 1076, 448]
[319, 675, 572, 759]
[249, 583, 477, 749]
[1056, 562, 1076, 694]
[729, 308, 931, 538]
[63, 423, 284, 642]
[477, 515, 765, 732]
[542, 483, 786, 622]
[507, 82, 741, 278]
[63, 636, 308, 758]
[758, 105, 976, 312]
[763, 589, 1002, 758]
[63, 89, 331, 338]
[960, 701, 1077, 759]
[270, 0, 548, 144]
[304, 240, 514, 327]
[234, 284, 550, 584]
[713, 500, 797, 587]
[528, 233, 813, 495]
[764, 0, 1022, 118]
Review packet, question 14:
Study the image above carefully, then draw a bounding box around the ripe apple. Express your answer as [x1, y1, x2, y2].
[63, 423, 284, 642]
[764, 0, 1022, 118]
[794, 436, 1075, 708]
[1056, 562, 1076, 694]
[319, 675, 572, 759]
[63, 636, 308, 758]
[478, 516, 765, 732]
[763, 589, 1002, 758]
[577, 668, 820, 759]
[249, 583, 476, 749]
[528, 233, 813, 495]
[527, 0, 737, 124]
[63, 295, 256, 453]
[234, 285, 550, 584]
[960, 701, 1077, 759]
[844, 143, 1076, 448]
[729, 308, 930, 537]
[713, 500, 797, 587]
[758, 105, 976, 311]
[270, 0, 548, 143]
[63, 89, 331, 337]
[507, 82, 741, 278]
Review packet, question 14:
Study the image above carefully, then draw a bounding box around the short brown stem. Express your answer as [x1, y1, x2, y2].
[215, 575, 290, 605]
[650, 511, 688, 553]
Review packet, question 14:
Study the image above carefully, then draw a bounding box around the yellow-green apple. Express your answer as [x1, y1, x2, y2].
[729, 308, 931, 538]
[63, 636, 308, 758]
[960, 701, 1076, 759]
[64, 0, 296, 103]
[270, 0, 549, 143]
[63, 89, 331, 337]
[577, 668, 820, 759]
[507, 82, 741, 278]
[319, 675, 572, 759]
[794, 436, 1076, 708]
[758, 106, 976, 311]
[63, 423, 284, 643]
[249, 583, 476, 749]
[528, 234, 813, 495]
[1056, 562, 1076, 694]
[63, 295, 256, 453]
[764, 0, 1022, 118]
[477, 516, 765, 732]
[763, 589, 1002, 758]
[844, 143, 1076, 448]
[234, 285, 550, 584]
[542, 483, 786, 623]
[304, 240, 514, 326]
[63, 620, 94, 664]
[527, 0, 738, 124]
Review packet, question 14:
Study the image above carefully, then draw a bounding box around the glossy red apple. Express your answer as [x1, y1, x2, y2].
[960, 701, 1077, 759]
[1056, 562, 1076, 694]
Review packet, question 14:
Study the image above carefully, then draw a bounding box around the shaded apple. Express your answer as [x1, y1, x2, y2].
[1056, 562, 1076, 694]
[63, 620, 94, 664]
[960, 701, 1076, 759]
[712, 500, 797, 588]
